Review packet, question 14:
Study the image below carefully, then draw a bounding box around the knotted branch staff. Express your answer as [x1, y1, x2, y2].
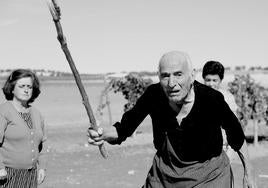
[46, 0, 108, 158]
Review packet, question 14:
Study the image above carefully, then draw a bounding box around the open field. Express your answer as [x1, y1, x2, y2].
[0, 73, 268, 187]
[39, 125, 268, 188]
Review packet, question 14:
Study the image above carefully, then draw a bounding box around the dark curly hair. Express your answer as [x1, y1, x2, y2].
[202, 61, 225, 80]
[2, 69, 41, 104]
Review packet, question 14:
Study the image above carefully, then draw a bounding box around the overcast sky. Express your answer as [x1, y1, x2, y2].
[0, 0, 267, 73]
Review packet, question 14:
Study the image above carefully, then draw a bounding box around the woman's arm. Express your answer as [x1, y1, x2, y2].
[237, 140, 256, 188]
[0, 114, 7, 179]
[37, 117, 48, 184]
[0, 114, 7, 170]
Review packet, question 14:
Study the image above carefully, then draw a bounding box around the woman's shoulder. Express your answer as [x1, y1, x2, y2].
[0, 101, 12, 112]
[0, 101, 16, 119]
[29, 105, 44, 121]
[29, 105, 42, 116]
[218, 88, 238, 111]
[218, 88, 234, 98]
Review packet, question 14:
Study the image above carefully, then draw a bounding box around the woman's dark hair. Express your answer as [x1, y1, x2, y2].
[202, 61, 225, 80]
[2, 69, 41, 103]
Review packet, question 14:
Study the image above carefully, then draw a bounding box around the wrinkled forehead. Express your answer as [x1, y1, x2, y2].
[158, 51, 192, 73]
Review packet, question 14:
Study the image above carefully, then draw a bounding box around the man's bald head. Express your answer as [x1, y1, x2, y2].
[158, 51, 193, 74]
[158, 51, 195, 104]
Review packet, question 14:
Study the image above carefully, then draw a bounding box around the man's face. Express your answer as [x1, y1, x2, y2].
[203, 74, 221, 90]
[159, 59, 193, 104]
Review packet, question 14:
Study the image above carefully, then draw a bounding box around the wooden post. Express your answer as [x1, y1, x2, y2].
[253, 119, 259, 147]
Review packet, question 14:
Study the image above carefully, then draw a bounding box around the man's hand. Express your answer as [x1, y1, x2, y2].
[87, 127, 105, 146]
[87, 126, 118, 145]
[37, 169, 46, 184]
[0, 168, 7, 180]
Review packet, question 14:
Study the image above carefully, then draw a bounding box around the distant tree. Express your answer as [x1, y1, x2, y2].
[228, 74, 268, 146]
[96, 73, 153, 131]
[235, 66, 246, 71]
[111, 73, 153, 112]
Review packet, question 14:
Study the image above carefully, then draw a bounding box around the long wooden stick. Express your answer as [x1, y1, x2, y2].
[46, 0, 108, 158]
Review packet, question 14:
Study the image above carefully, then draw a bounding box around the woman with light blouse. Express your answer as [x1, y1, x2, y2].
[0, 69, 47, 187]
[202, 61, 238, 160]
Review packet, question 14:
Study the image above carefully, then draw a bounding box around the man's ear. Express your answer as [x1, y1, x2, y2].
[190, 69, 197, 82]
[157, 71, 161, 80]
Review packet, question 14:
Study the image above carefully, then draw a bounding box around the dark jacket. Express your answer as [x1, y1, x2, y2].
[114, 81, 245, 162]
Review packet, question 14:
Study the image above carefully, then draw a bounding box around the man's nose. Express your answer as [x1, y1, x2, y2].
[168, 75, 176, 88]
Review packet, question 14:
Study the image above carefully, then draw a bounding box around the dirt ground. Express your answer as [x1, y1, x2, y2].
[39, 124, 268, 188]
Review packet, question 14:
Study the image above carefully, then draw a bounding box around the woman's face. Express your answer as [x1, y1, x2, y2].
[203, 74, 222, 90]
[12, 77, 33, 103]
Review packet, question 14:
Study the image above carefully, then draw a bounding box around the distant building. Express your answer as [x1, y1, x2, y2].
[0, 70, 12, 77]
[35, 70, 53, 77]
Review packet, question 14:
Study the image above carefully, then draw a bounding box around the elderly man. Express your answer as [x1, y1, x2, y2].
[88, 51, 255, 188]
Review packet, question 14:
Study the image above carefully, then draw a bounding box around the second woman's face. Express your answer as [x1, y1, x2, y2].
[12, 77, 33, 103]
[203, 74, 222, 90]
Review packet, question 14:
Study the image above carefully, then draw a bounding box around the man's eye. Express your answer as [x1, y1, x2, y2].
[174, 72, 182, 77]
[161, 73, 169, 78]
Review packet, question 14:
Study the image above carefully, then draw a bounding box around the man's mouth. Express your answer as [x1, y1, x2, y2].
[168, 90, 180, 96]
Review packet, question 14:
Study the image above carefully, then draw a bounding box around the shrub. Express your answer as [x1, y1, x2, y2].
[111, 73, 153, 112]
[228, 74, 268, 129]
